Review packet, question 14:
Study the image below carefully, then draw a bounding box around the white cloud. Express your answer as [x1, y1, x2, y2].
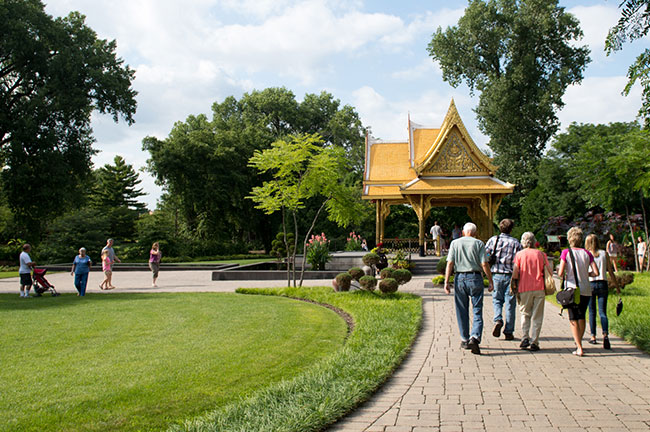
[351, 85, 489, 149]
[558, 75, 643, 129]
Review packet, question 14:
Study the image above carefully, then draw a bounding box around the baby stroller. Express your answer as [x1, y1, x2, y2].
[32, 268, 60, 297]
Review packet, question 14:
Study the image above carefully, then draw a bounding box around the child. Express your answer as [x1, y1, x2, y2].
[99, 249, 115, 290]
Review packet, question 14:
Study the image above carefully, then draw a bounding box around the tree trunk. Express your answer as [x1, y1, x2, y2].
[298, 197, 331, 288]
[626, 205, 639, 272]
[282, 206, 290, 287]
[292, 211, 299, 287]
[641, 193, 650, 272]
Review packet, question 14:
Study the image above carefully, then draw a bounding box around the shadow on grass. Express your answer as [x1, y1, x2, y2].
[0, 292, 164, 311]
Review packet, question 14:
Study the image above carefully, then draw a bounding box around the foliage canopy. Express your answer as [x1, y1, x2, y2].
[427, 0, 590, 205]
[0, 0, 137, 238]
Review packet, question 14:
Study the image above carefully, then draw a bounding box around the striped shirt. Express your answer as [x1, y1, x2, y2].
[485, 233, 522, 274]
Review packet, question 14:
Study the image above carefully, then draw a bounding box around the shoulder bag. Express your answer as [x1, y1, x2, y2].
[488, 234, 500, 266]
[556, 248, 581, 308]
[543, 264, 556, 295]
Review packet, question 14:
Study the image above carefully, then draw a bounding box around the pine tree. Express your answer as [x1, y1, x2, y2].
[92, 156, 146, 211]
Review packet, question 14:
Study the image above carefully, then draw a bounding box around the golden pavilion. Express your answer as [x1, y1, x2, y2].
[362, 100, 514, 255]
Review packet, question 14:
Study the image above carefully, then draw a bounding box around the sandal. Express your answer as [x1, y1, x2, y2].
[572, 350, 584, 357]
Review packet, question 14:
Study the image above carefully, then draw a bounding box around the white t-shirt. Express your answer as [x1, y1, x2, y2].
[19, 252, 33, 274]
[430, 225, 442, 238]
[561, 248, 593, 296]
[589, 250, 607, 282]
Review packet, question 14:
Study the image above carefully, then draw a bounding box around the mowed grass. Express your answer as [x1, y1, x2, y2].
[0, 293, 347, 432]
[176, 287, 422, 432]
[608, 273, 650, 353]
[0, 271, 19, 279]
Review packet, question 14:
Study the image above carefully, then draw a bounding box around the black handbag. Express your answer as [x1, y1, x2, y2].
[488, 234, 500, 266]
[616, 297, 623, 316]
[556, 249, 581, 311]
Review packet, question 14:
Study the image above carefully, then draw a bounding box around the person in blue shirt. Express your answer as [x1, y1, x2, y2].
[71, 247, 92, 296]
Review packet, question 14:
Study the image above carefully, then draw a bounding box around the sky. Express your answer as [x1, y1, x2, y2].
[43, 0, 648, 209]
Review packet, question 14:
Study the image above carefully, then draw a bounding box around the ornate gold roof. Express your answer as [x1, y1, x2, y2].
[362, 100, 514, 200]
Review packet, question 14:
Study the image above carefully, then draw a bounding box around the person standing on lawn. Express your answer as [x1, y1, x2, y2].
[444, 222, 494, 355]
[71, 247, 92, 296]
[485, 219, 522, 341]
[19, 244, 35, 298]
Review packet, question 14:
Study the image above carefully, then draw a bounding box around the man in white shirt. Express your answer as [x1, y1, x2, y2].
[430, 221, 443, 255]
[19, 244, 35, 298]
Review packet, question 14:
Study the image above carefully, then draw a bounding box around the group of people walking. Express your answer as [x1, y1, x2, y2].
[444, 220, 619, 356]
[18, 239, 162, 297]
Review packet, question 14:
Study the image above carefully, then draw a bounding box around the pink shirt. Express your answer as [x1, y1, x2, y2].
[514, 248, 547, 293]
[102, 256, 113, 272]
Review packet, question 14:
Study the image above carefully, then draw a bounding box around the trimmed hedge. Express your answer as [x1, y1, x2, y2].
[379, 278, 399, 294]
[359, 275, 377, 291]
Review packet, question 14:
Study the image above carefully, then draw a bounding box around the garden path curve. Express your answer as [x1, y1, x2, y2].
[327, 278, 650, 432]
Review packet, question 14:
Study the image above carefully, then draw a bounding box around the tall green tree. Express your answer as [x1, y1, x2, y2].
[0, 0, 137, 239]
[427, 0, 590, 211]
[519, 123, 637, 235]
[90, 155, 147, 240]
[569, 124, 650, 270]
[143, 88, 365, 251]
[606, 1, 650, 127]
[248, 133, 365, 287]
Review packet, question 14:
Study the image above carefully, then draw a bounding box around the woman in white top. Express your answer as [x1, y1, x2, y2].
[557, 227, 599, 357]
[637, 236, 646, 271]
[585, 234, 619, 350]
[606, 233, 619, 272]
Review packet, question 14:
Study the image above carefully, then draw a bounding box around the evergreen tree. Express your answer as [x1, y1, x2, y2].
[90, 155, 147, 240]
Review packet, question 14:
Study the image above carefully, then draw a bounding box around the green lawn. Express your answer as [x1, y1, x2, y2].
[177, 287, 423, 432]
[0, 271, 19, 279]
[608, 273, 650, 353]
[0, 293, 347, 432]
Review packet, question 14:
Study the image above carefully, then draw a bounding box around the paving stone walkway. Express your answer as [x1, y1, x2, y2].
[328, 277, 650, 432]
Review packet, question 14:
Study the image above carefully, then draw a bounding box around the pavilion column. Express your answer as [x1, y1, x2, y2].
[375, 200, 382, 245]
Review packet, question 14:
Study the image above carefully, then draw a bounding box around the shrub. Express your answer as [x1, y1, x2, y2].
[610, 271, 635, 289]
[306, 233, 331, 270]
[359, 275, 377, 291]
[270, 232, 295, 262]
[380, 267, 395, 279]
[344, 231, 362, 251]
[389, 250, 412, 269]
[362, 252, 380, 266]
[379, 277, 399, 294]
[432, 275, 445, 285]
[392, 269, 412, 285]
[348, 267, 365, 281]
[436, 256, 447, 274]
[335, 273, 352, 291]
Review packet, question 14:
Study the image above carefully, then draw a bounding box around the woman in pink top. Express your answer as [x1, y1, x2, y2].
[512, 232, 552, 351]
[557, 227, 599, 357]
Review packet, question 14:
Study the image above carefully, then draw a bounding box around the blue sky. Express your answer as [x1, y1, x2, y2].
[44, 1, 648, 209]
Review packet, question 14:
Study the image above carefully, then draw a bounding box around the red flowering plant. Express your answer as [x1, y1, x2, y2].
[345, 231, 363, 251]
[306, 233, 331, 270]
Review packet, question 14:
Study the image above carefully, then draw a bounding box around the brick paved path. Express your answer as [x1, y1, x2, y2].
[328, 277, 650, 432]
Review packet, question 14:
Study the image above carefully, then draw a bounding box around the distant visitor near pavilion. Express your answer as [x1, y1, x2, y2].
[362, 100, 514, 255]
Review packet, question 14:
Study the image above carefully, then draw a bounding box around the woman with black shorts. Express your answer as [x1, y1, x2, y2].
[557, 227, 599, 357]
